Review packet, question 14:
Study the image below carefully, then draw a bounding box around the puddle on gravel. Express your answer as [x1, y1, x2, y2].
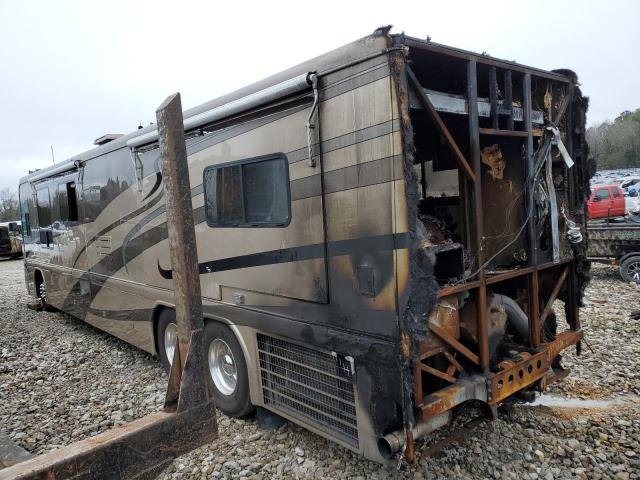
[531, 394, 626, 409]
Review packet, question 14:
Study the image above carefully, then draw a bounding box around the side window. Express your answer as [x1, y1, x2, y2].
[203, 155, 290, 227]
[596, 188, 611, 200]
[613, 188, 620, 198]
[36, 187, 52, 227]
[18, 183, 32, 239]
[82, 150, 136, 222]
[36, 186, 54, 246]
[58, 181, 79, 222]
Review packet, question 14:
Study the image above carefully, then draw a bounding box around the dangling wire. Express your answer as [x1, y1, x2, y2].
[561, 207, 583, 244]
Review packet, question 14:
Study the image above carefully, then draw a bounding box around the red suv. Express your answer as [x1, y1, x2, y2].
[588, 184, 625, 219]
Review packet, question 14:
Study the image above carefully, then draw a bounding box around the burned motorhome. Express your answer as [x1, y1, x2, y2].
[18, 28, 590, 463]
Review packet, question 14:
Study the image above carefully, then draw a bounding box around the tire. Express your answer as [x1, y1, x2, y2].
[204, 321, 253, 417]
[620, 255, 640, 283]
[156, 309, 178, 373]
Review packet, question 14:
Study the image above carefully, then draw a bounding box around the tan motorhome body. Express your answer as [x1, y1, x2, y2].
[19, 30, 590, 463]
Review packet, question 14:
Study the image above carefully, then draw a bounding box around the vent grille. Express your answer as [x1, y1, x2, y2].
[257, 334, 358, 447]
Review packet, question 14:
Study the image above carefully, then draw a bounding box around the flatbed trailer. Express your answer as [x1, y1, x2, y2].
[588, 218, 640, 282]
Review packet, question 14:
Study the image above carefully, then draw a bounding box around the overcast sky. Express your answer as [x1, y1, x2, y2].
[1, 0, 638, 192]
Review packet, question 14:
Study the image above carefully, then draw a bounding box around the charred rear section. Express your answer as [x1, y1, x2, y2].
[383, 34, 591, 460]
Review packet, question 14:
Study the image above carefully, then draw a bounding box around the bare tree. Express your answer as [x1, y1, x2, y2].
[0, 188, 20, 222]
[587, 108, 640, 170]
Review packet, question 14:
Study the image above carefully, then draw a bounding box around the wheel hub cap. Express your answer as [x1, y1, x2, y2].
[209, 338, 237, 395]
[629, 262, 640, 281]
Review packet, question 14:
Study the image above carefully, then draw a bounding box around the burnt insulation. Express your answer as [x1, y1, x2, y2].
[552, 69, 593, 309]
[389, 37, 440, 435]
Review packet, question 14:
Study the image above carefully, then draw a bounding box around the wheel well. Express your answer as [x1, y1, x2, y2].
[151, 307, 248, 362]
[152, 305, 171, 356]
[619, 252, 640, 266]
[34, 269, 43, 294]
[151, 305, 223, 355]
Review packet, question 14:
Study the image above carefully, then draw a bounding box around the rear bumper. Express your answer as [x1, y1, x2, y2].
[417, 329, 582, 420]
[376, 329, 583, 459]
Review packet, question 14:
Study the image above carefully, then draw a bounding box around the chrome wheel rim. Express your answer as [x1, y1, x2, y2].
[164, 323, 177, 366]
[38, 281, 47, 302]
[209, 338, 237, 396]
[627, 262, 640, 282]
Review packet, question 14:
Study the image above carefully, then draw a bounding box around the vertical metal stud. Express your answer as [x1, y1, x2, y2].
[504, 70, 514, 131]
[489, 66, 499, 129]
[523, 73, 536, 265]
[522, 73, 541, 348]
[467, 60, 489, 372]
[529, 271, 540, 347]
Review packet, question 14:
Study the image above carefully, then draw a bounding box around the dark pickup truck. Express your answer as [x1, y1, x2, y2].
[588, 217, 640, 282]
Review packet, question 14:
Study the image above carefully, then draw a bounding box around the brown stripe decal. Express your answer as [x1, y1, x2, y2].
[286, 115, 399, 164]
[290, 155, 403, 201]
[320, 62, 390, 102]
[142, 171, 162, 200]
[72, 186, 165, 267]
[158, 232, 409, 280]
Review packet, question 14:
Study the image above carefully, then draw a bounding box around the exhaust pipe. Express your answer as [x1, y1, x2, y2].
[377, 411, 452, 459]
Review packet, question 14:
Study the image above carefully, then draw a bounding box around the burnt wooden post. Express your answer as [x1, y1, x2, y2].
[156, 93, 210, 412]
[0, 93, 217, 480]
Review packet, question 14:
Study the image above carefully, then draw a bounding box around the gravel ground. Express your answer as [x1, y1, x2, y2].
[1, 259, 639, 479]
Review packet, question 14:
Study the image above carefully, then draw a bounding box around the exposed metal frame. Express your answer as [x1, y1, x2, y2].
[403, 39, 584, 458]
[400, 36, 572, 83]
